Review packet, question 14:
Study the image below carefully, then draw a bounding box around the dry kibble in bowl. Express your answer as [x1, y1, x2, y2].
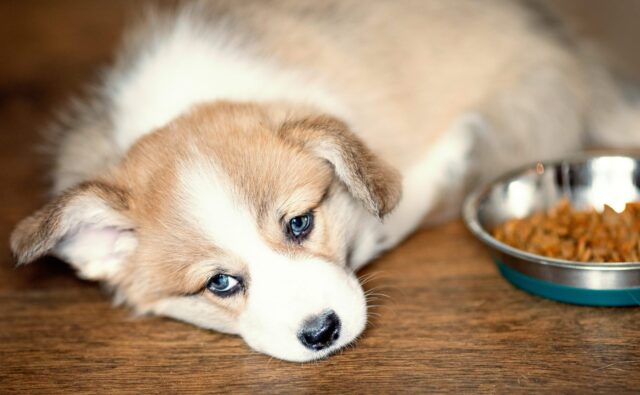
[492, 199, 640, 262]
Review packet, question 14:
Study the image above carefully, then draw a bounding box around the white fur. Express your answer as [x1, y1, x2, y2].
[108, 16, 351, 153]
[150, 296, 239, 334]
[381, 112, 480, 244]
[54, 196, 137, 280]
[166, 155, 366, 362]
[344, 112, 480, 271]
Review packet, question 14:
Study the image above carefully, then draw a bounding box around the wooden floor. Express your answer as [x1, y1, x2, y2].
[1, 1, 640, 393]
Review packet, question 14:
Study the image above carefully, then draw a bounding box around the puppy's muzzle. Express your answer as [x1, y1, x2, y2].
[298, 310, 341, 351]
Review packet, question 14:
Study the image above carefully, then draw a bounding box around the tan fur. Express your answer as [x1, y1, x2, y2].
[46, 0, 592, 194]
[167, 0, 588, 170]
[10, 182, 130, 265]
[13, 102, 395, 312]
[278, 115, 402, 217]
[111, 102, 396, 308]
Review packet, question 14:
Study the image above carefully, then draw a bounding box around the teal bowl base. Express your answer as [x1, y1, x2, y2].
[496, 261, 640, 307]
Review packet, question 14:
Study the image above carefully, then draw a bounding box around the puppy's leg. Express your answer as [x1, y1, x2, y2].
[584, 66, 640, 148]
[471, 64, 587, 183]
[376, 62, 590, 256]
[347, 113, 485, 271]
[468, 56, 640, 178]
[376, 112, 483, 252]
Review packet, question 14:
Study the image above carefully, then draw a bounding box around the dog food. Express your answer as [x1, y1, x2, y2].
[493, 199, 640, 262]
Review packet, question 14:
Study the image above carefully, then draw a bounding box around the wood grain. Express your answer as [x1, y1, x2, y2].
[1, 1, 639, 393]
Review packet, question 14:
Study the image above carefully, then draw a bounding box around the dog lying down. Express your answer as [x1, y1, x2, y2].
[10, 0, 640, 361]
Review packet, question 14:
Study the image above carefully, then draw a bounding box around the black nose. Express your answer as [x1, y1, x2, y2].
[298, 311, 341, 351]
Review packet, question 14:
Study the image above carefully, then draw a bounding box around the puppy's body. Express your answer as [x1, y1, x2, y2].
[12, 0, 640, 361]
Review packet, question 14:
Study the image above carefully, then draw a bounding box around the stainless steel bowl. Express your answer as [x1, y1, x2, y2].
[463, 153, 640, 306]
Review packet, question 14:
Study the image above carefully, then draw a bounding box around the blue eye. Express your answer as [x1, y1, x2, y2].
[206, 274, 242, 297]
[288, 212, 314, 240]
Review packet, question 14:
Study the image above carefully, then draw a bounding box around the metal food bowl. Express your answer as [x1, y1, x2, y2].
[463, 153, 640, 306]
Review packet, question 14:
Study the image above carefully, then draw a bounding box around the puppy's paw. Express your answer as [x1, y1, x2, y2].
[434, 111, 489, 181]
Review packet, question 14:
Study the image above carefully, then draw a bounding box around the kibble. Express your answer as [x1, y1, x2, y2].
[493, 199, 640, 262]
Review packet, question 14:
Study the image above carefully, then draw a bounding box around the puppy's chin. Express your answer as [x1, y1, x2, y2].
[242, 336, 345, 363]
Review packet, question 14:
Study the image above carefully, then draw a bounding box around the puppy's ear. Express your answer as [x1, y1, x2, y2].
[10, 182, 136, 281]
[279, 115, 401, 218]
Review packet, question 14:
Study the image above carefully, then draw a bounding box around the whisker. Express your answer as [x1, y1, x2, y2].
[364, 291, 391, 299]
[357, 271, 387, 286]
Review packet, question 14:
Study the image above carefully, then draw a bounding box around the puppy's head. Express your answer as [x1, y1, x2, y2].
[11, 102, 401, 362]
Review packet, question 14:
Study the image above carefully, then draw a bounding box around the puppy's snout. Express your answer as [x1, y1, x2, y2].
[298, 310, 341, 351]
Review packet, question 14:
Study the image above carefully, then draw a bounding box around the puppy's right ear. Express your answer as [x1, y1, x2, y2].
[10, 182, 136, 281]
[278, 115, 402, 218]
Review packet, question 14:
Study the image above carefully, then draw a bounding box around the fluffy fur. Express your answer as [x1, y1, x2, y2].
[10, 0, 640, 361]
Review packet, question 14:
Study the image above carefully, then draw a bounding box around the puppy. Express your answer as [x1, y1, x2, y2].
[10, 0, 640, 361]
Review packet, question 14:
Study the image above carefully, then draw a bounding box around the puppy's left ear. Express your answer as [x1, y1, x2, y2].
[279, 115, 402, 218]
[10, 181, 136, 281]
